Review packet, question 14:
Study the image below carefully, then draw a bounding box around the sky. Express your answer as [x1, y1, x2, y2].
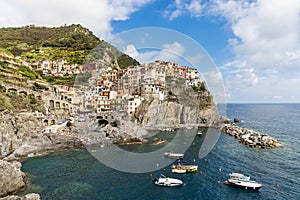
[1, 0, 300, 103]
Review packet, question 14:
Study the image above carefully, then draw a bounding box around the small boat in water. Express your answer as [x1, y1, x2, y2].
[224, 173, 263, 191]
[171, 164, 198, 173]
[197, 131, 203, 135]
[153, 174, 183, 187]
[164, 152, 184, 159]
[171, 168, 186, 174]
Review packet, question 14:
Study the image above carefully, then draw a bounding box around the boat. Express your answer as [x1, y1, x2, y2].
[164, 152, 184, 159]
[171, 168, 186, 174]
[153, 174, 183, 187]
[224, 173, 263, 191]
[185, 165, 198, 172]
[171, 164, 198, 173]
[197, 131, 203, 135]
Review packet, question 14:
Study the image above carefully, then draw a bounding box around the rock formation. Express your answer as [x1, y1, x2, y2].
[222, 123, 281, 148]
[133, 85, 221, 128]
[76, 119, 148, 146]
[0, 160, 25, 197]
[233, 118, 241, 123]
[0, 193, 40, 200]
[0, 113, 82, 159]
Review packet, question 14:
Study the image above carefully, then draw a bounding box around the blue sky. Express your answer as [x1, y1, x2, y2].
[1, 0, 300, 103]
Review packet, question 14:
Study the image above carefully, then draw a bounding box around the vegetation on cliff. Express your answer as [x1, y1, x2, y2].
[0, 50, 40, 86]
[0, 90, 44, 113]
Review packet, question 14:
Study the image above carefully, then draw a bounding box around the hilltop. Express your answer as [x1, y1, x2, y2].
[0, 24, 139, 66]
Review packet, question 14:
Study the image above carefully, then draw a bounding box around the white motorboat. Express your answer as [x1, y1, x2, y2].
[224, 173, 263, 191]
[197, 131, 203, 135]
[153, 174, 183, 187]
[164, 152, 184, 159]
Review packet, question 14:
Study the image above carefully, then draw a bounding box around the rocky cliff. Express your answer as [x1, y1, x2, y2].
[0, 160, 25, 197]
[0, 113, 82, 159]
[133, 78, 221, 128]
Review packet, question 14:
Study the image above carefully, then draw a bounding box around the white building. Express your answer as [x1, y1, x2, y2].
[159, 91, 165, 101]
[97, 95, 111, 113]
[128, 95, 144, 115]
[141, 83, 162, 99]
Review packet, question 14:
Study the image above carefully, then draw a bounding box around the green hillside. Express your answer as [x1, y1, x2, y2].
[0, 49, 38, 87]
[0, 49, 44, 112]
[0, 24, 139, 66]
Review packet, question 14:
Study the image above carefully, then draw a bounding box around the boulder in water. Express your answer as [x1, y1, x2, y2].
[233, 118, 241, 123]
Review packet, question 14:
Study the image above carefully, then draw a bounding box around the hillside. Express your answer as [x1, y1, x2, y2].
[0, 24, 139, 67]
[0, 49, 39, 86]
[0, 24, 139, 85]
[0, 24, 139, 112]
[0, 49, 44, 112]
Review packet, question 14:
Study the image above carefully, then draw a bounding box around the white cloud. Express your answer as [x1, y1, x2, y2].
[206, 0, 254, 23]
[224, 66, 258, 92]
[163, 0, 300, 101]
[186, 0, 203, 17]
[164, 0, 204, 20]
[206, 0, 300, 102]
[186, 53, 205, 67]
[210, 0, 300, 73]
[124, 41, 185, 63]
[164, 0, 185, 20]
[225, 76, 300, 102]
[124, 44, 139, 58]
[0, 0, 153, 39]
[202, 70, 226, 103]
[157, 42, 185, 61]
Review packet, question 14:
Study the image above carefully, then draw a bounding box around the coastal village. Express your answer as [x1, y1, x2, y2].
[0, 49, 280, 147]
[33, 58, 202, 126]
[30, 57, 281, 150]
[0, 25, 285, 200]
[40, 60, 200, 115]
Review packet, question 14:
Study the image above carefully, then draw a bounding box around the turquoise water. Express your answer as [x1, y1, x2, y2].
[21, 104, 300, 199]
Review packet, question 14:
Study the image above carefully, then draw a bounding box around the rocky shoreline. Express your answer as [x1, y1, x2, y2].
[222, 122, 281, 148]
[0, 113, 148, 199]
[0, 112, 281, 199]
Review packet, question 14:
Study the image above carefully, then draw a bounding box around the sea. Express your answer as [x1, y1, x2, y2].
[21, 103, 300, 200]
